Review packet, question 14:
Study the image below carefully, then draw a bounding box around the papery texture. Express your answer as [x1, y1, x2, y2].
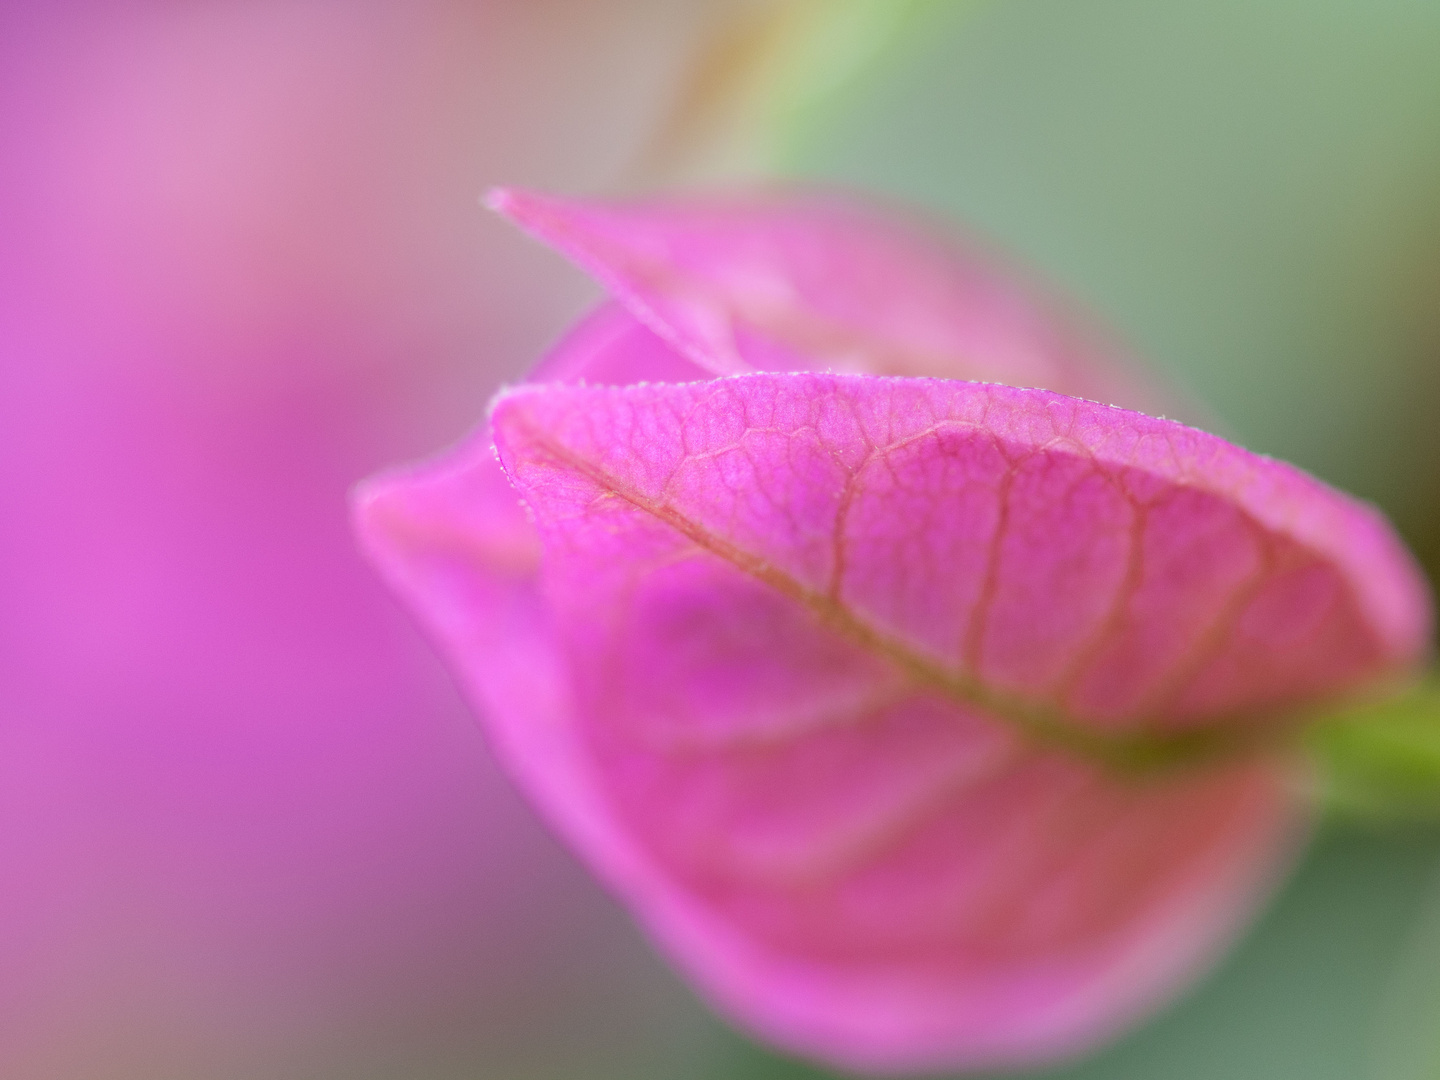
[360, 369, 1428, 1073]
[419, 184, 1188, 689]
[375, 181, 1190, 766]
[494, 375, 1425, 735]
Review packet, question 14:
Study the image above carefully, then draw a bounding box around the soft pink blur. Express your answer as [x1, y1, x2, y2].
[0, 4, 749, 1077]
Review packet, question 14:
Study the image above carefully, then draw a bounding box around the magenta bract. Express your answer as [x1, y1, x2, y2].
[354, 190, 1431, 1073]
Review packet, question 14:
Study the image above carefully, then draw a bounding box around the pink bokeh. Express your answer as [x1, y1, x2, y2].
[0, 3, 741, 1076]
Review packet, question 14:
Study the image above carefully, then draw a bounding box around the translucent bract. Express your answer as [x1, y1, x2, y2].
[354, 190, 1430, 1073]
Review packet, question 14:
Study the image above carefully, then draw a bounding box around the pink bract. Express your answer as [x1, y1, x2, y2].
[354, 190, 1431, 1073]
[487, 186, 1170, 414]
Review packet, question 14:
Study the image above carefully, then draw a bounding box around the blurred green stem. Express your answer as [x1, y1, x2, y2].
[1308, 677, 1440, 822]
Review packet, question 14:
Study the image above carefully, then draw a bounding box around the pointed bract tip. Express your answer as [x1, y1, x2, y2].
[482, 185, 522, 215]
[483, 185, 579, 233]
[347, 471, 410, 553]
[486, 381, 539, 424]
[347, 472, 383, 528]
[483, 188, 614, 271]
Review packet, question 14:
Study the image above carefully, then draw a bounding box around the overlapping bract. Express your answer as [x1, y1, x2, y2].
[488, 187, 1168, 412]
[355, 190, 1431, 1073]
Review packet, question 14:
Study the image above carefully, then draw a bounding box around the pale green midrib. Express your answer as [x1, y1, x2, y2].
[515, 416, 1317, 776]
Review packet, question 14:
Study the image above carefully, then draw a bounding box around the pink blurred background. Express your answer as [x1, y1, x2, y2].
[0, 3, 764, 1076]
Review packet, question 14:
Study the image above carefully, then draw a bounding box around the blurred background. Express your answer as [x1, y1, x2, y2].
[1, 2, 1438, 1078]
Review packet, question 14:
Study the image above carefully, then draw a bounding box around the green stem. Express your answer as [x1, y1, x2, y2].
[1306, 677, 1440, 822]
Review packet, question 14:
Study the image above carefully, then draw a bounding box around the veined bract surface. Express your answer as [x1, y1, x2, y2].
[354, 190, 1431, 1074]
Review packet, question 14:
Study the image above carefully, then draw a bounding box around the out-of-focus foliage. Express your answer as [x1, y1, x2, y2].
[638, 0, 944, 183]
[1372, 865, 1440, 1080]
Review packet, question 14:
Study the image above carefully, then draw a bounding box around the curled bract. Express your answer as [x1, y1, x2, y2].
[354, 189, 1431, 1074]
